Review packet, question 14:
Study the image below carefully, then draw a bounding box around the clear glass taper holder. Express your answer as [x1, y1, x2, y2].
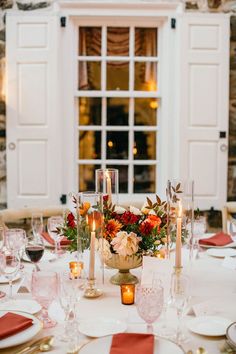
[95, 168, 119, 206]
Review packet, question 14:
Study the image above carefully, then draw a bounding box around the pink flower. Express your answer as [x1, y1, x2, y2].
[111, 231, 141, 257]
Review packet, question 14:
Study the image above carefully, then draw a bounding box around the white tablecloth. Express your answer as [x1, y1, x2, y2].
[0, 248, 235, 354]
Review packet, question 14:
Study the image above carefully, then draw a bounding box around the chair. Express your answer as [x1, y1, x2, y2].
[221, 202, 236, 233]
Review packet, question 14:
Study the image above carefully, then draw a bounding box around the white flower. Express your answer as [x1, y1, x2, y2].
[129, 205, 142, 215]
[111, 231, 141, 257]
[114, 205, 127, 214]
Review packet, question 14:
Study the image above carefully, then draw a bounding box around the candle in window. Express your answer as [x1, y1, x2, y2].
[175, 202, 182, 268]
[105, 171, 112, 205]
[120, 284, 135, 305]
[89, 219, 96, 280]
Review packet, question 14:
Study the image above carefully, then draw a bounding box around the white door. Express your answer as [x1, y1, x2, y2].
[6, 13, 62, 208]
[178, 14, 230, 210]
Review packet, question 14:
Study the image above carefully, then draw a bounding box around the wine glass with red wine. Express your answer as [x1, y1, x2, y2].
[25, 234, 45, 270]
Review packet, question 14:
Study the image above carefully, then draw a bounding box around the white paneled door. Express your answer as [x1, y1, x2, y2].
[6, 13, 61, 208]
[178, 14, 230, 210]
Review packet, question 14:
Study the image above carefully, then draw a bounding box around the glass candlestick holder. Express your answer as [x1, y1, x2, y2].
[95, 168, 119, 206]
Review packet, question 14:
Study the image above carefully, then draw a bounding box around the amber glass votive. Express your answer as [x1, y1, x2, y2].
[120, 284, 135, 305]
[69, 261, 83, 279]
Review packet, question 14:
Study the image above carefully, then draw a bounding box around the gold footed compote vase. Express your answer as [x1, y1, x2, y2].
[105, 254, 142, 285]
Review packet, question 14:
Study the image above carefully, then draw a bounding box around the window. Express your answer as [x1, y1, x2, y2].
[76, 23, 161, 199]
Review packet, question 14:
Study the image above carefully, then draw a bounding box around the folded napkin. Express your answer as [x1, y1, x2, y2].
[199, 232, 233, 247]
[0, 312, 33, 340]
[110, 333, 154, 354]
[41, 232, 71, 246]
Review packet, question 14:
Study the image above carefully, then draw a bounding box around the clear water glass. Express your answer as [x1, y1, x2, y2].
[0, 253, 6, 298]
[4, 253, 20, 299]
[47, 216, 64, 256]
[31, 212, 44, 238]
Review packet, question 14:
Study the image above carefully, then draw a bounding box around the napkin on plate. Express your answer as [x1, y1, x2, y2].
[199, 232, 233, 247]
[110, 333, 154, 354]
[41, 232, 71, 246]
[0, 312, 33, 339]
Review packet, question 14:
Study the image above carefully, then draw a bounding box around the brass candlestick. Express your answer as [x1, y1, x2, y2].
[84, 278, 103, 299]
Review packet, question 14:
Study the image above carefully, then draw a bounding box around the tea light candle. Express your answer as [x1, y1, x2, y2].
[69, 261, 83, 279]
[120, 284, 135, 305]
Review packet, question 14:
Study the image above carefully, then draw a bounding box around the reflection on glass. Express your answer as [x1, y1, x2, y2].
[134, 165, 156, 193]
[134, 131, 156, 160]
[107, 27, 129, 56]
[107, 62, 129, 90]
[106, 131, 128, 159]
[107, 165, 128, 193]
[135, 28, 158, 57]
[79, 164, 101, 191]
[79, 98, 101, 125]
[134, 62, 157, 91]
[79, 27, 102, 56]
[107, 98, 129, 126]
[79, 131, 101, 159]
[78, 61, 101, 90]
[134, 98, 158, 126]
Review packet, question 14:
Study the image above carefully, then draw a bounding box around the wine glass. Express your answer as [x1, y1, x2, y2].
[0, 229, 4, 251]
[4, 252, 20, 299]
[47, 216, 64, 256]
[170, 272, 189, 344]
[192, 216, 207, 258]
[25, 234, 45, 271]
[31, 212, 44, 238]
[136, 284, 164, 333]
[0, 252, 6, 298]
[5, 229, 27, 256]
[31, 271, 58, 328]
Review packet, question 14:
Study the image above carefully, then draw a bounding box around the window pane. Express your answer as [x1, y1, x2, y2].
[134, 131, 156, 160]
[79, 131, 101, 159]
[135, 28, 157, 57]
[78, 61, 101, 90]
[134, 62, 157, 91]
[106, 131, 128, 159]
[107, 98, 129, 126]
[107, 27, 129, 56]
[79, 27, 101, 56]
[134, 165, 156, 193]
[134, 98, 158, 126]
[107, 164, 128, 193]
[79, 164, 101, 191]
[79, 98, 101, 125]
[107, 61, 129, 90]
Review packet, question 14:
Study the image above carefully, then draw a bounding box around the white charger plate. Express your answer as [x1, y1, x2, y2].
[187, 316, 232, 336]
[22, 250, 56, 262]
[0, 299, 41, 315]
[206, 248, 236, 258]
[226, 322, 236, 348]
[0, 310, 42, 349]
[79, 335, 184, 354]
[0, 273, 21, 284]
[79, 317, 127, 338]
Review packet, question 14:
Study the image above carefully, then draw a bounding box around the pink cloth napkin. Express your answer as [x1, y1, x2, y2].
[0, 312, 33, 339]
[110, 333, 154, 354]
[41, 232, 71, 246]
[199, 232, 233, 246]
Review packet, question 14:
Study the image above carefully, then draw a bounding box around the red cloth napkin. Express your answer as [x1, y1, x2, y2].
[0, 312, 33, 340]
[199, 232, 233, 246]
[110, 333, 154, 354]
[41, 232, 71, 246]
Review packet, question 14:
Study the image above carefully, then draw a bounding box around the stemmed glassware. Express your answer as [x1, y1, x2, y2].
[31, 271, 58, 328]
[192, 216, 207, 258]
[136, 283, 164, 333]
[47, 216, 64, 256]
[5, 229, 27, 269]
[25, 235, 45, 271]
[31, 212, 44, 238]
[4, 252, 20, 299]
[0, 252, 6, 298]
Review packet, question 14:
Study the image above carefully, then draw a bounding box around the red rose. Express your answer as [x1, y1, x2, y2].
[67, 212, 76, 228]
[120, 211, 140, 225]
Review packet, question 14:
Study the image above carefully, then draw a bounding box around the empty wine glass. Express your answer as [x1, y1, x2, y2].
[5, 229, 27, 257]
[31, 212, 44, 238]
[25, 234, 45, 271]
[0, 252, 6, 298]
[0, 229, 4, 251]
[4, 252, 20, 299]
[47, 216, 64, 256]
[31, 271, 58, 328]
[229, 220, 236, 242]
[136, 284, 164, 333]
[170, 272, 189, 344]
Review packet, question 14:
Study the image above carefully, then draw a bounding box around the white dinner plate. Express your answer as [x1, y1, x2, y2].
[79, 317, 127, 338]
[79, 335, 184, 354]
[0, 273, 21, 284]
[226, 322, 236, 348]
[0, 310, 42, 349]
[0, 299, 41, 315]
[22, 250, 56, 262]
[206, 248, 236, 258]
[187, 316, 232, 336]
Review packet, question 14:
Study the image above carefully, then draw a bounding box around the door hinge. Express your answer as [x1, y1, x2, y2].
[60, 194, 67, 204]
[60, 17, 66, 28]
[171, 18, 176, 29]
